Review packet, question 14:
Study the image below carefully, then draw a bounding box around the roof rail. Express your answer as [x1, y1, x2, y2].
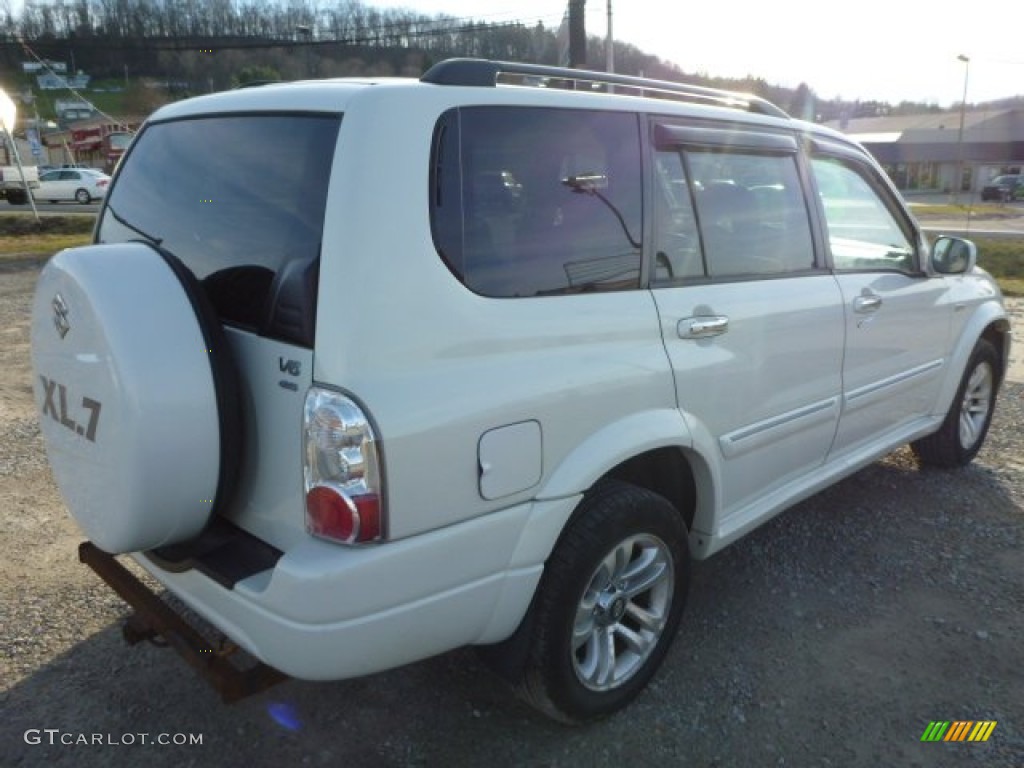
[420, 58, 789, 120]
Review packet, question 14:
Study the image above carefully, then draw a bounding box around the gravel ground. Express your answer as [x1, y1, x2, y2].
[1, 260, 1022, 767]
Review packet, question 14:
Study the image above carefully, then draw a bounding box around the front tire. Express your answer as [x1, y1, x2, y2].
[913, 339, 1000, 467]
[494, 481, 690, 723]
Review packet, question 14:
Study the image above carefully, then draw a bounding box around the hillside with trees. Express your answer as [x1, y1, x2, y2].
[2, 0, 1020, 124]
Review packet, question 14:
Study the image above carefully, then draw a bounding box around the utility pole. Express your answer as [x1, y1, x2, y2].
[296, 25, 314, 78]
[606, 0, 613, 75]
[568, 0, 586, 69]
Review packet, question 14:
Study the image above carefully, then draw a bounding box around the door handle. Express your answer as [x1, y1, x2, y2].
[678, 315, 729, 339]
[853, 295, 883, 313]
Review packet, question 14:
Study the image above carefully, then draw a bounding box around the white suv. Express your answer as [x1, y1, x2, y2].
[31, 59, 1011, 723]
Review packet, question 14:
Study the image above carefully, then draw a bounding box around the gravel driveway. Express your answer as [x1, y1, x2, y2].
[2, 261, 1022, 767]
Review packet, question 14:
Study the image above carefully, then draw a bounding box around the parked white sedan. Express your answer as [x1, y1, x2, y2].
[36, 168, 111, 204]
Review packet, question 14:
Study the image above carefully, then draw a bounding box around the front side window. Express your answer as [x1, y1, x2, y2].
[432, 107, 643, 297]
[811, 156, 916, 272]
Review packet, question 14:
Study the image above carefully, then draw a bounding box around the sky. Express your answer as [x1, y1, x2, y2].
[362, 0, 1023, 107]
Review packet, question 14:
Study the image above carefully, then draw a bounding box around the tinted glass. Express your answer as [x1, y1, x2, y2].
[432, 107, 643, 297]
[811, 157, 915, 272]
[652, 150, 703, 281]
[99, 114, 340, 344]
[687, 150, 814, 278]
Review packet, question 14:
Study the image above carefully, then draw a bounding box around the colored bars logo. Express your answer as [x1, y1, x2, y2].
[921, 721, 997, 742]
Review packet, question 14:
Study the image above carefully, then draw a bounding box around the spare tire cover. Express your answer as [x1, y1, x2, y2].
[31, 243, 237, 554]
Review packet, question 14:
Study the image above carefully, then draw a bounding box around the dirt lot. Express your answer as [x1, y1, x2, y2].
[2, 260, 1022, 767]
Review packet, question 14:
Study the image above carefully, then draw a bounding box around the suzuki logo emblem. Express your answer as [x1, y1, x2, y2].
[52, 293, 70, 339]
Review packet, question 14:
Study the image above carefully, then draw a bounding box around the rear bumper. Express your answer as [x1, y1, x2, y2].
[88, 496, 578, 683]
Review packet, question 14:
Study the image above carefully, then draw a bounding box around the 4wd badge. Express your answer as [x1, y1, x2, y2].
[52, 293, 70, 339]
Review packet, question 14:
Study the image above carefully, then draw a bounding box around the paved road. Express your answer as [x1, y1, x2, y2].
[909, 200, 1024, 240]
[922, 226, 1024, 240]
[917, 212, 1024, 240]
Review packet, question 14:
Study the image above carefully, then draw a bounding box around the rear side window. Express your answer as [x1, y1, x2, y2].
[653, 148, 815, 280]
[431, 107, 643, 297]
[99, 113, 341, 347]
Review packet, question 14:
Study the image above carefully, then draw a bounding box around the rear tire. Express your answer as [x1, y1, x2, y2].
[913, 339, 1000, 468]
[75, 188, 91, 204]
[485, 480, 690, 724]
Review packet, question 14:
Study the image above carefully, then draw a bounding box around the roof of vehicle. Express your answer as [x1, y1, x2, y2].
[145, 58, 856, 152]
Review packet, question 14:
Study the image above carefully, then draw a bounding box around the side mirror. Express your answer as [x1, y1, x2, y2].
[930, 236, 977, 275]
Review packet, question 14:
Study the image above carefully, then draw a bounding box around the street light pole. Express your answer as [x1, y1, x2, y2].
[953, 54, 970, 205]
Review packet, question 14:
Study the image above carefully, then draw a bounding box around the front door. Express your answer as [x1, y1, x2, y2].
[809, 154, 951, 458]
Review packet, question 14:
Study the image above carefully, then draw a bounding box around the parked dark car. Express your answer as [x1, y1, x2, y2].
[980, 174, 1024, 202]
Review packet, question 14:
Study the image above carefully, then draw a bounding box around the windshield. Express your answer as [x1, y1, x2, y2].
[98, 113, 341, 347]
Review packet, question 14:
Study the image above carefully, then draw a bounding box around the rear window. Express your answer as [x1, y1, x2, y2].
[98, 113, 341, 347]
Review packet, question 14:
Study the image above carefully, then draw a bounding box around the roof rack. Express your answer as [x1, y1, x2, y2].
[420, 58, 789, 120]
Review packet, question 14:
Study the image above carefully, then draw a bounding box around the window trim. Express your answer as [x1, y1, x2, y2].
[654, 122, 799, 153]
[428, 108, 464, 285]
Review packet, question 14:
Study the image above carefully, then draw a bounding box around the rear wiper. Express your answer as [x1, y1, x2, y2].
[105, 203, 164, 246]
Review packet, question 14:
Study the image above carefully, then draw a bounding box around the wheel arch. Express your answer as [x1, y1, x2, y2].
[935, 304, 1010, 416]
[603, 447, 699, 534]
[535, 409, 717, 557]
[981, 316, 1011, 386]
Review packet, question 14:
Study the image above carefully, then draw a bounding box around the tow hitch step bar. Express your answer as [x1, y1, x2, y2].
[79, 541, 287, 703]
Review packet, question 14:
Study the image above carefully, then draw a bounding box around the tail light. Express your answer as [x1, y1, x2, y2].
[302, 387, 385, 545]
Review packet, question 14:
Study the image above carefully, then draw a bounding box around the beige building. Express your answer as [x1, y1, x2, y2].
[827, 108, 1024, 195]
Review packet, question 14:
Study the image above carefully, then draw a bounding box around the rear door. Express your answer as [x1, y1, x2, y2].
[649, 122, 845, 530]
[808, 144, 951, 458]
